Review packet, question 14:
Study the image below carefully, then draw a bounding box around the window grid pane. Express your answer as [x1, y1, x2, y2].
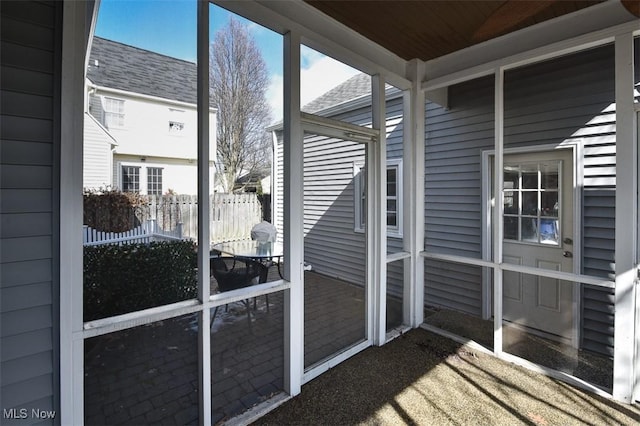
[104, 98, 125, 127]
[122, 166, 140, 193]
[147, 167, 163, 196]
[503, 161, 560, 246]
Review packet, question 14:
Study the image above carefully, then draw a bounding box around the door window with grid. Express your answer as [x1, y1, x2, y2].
[503, 161, 561, 245]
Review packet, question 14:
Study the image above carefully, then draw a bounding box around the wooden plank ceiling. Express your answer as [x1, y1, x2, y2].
[304, 1, 609, 61]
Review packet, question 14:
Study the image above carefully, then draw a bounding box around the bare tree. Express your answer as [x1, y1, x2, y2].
[210, 17, 272, 193]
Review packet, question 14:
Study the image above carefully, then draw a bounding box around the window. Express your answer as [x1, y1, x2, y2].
[104, 97, 125, 128]
[354, 163, 366, 232]
[169, 121, 184, 133]
[121, 165, 140, 193]
[354, 159, 402, 236]
[147, 167, 163, 196]
[386, 159, 402, 236]
[503, 161, 560, 245]
[169, 108, 185, 134]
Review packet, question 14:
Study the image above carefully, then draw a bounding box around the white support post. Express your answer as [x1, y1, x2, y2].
[407, 59, 425, 327]
[613, 31, 637, 404]
[371, 74, 387, 345]
[59, 1, 95, 423]
[196, 1, 211, 423]
[283, 30, 304, 396]
[493, 68, 504, 356]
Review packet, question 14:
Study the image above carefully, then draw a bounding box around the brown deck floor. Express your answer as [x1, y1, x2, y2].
[84, 269, 397, 425]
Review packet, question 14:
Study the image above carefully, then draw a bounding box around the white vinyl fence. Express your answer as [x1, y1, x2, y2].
[83, 219, 183, 246]
[144, 193, 262, 243]
[83, 193, 263, 246]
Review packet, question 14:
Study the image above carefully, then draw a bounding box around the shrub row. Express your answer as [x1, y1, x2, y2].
[84, 188, 147, 233]
[83, 240, 197, 322]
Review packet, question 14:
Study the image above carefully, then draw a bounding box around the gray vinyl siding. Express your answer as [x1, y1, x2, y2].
[1, 1, 59, 423]
[505, 44, 616, 357]
[424, 45, 617, 356]
[303, 133, 366, 284]
[424, 75, 494, 316]
[274, 96, 404, 295]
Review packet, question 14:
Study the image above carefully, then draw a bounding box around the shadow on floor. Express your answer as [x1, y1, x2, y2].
[424, 306, 613, 390]
[253, 328, 640, 426]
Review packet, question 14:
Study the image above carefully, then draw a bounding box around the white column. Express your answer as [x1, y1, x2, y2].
[613, 31, 637, 404]
[493, 68, 504, 356]
[283, 30, 304, 396]
[60, 1, 96, 423]
[406, 59, 425, 327]
[196, 1, 211, 423]
[371, 74, 387, 344]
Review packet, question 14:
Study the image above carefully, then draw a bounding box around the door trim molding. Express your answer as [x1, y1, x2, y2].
[481, 143, 583, 347]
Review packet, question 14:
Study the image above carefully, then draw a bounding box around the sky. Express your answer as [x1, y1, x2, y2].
[94, 0, 360, 121]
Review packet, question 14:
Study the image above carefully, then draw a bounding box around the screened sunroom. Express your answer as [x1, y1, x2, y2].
[2, 0, 639, 425]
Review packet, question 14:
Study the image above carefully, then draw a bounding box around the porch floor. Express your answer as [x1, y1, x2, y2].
[254, 328, 640, 426]
[82, 268, 635, 425]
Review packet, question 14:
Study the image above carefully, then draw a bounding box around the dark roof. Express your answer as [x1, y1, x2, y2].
[87, 37, 197, 104]
[302, 73, 371, 114]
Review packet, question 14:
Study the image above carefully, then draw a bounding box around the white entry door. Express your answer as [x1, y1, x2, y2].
[501, 149, 575, 342]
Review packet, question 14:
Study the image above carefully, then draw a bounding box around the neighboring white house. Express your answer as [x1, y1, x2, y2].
[83, 37, 217, 195]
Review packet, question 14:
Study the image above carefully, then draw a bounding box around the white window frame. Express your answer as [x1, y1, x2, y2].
[386, 158, 403, 238]
[120, 163, 141, 193]
[354, 161, 366, 232]
[118, 161, 164, 196]
[146, 166, 163, 196]
[354, 159, 403, 238]
[103, 96, 125, 128]
[169, 108, 185, 134]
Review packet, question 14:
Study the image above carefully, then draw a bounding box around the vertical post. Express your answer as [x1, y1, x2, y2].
[405, 59, 425, 327]
[283, 30, 304, 396]
[493, 68, 504, 356]
[371, 74, 387, 344]
[196, 1, 211, 423]
[613, 31, 637, 404]
[59, 0, 96, 423]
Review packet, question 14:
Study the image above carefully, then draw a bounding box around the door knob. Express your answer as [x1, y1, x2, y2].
[563, 251, 573, 258]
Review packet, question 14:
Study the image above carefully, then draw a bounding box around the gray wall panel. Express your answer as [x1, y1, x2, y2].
[423, 45, 617, 356]
[0, 0, 58, 419]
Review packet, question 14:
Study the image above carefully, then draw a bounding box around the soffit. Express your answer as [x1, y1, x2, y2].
[304, 1, 612, 61]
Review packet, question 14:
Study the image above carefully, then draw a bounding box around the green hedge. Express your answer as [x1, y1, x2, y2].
[84, 240, 197, 322]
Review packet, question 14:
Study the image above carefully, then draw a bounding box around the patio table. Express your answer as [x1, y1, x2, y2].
[211, 240, 284, 280]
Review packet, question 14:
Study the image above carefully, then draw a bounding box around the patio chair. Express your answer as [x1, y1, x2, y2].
[210, 255, 268, 329]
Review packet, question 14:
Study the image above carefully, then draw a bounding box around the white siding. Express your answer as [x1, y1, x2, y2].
[83, 113, 114, 190]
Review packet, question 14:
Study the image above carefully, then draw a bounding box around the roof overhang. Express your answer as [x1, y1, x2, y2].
[220, 1, 638, 86]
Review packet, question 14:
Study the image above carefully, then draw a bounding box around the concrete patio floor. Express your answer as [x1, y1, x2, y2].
[253, 328, 640, 426]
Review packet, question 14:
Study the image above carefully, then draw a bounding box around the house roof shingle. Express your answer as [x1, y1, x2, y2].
[302, 73, 371, 114]
[87, 37, 198, 105]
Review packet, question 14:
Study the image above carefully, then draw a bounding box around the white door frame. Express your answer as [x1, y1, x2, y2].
[482, 143, 583, 347]
[298, 116, 379, 384]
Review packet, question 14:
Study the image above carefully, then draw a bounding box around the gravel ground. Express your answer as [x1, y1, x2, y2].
[253, 328, 640, 425]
